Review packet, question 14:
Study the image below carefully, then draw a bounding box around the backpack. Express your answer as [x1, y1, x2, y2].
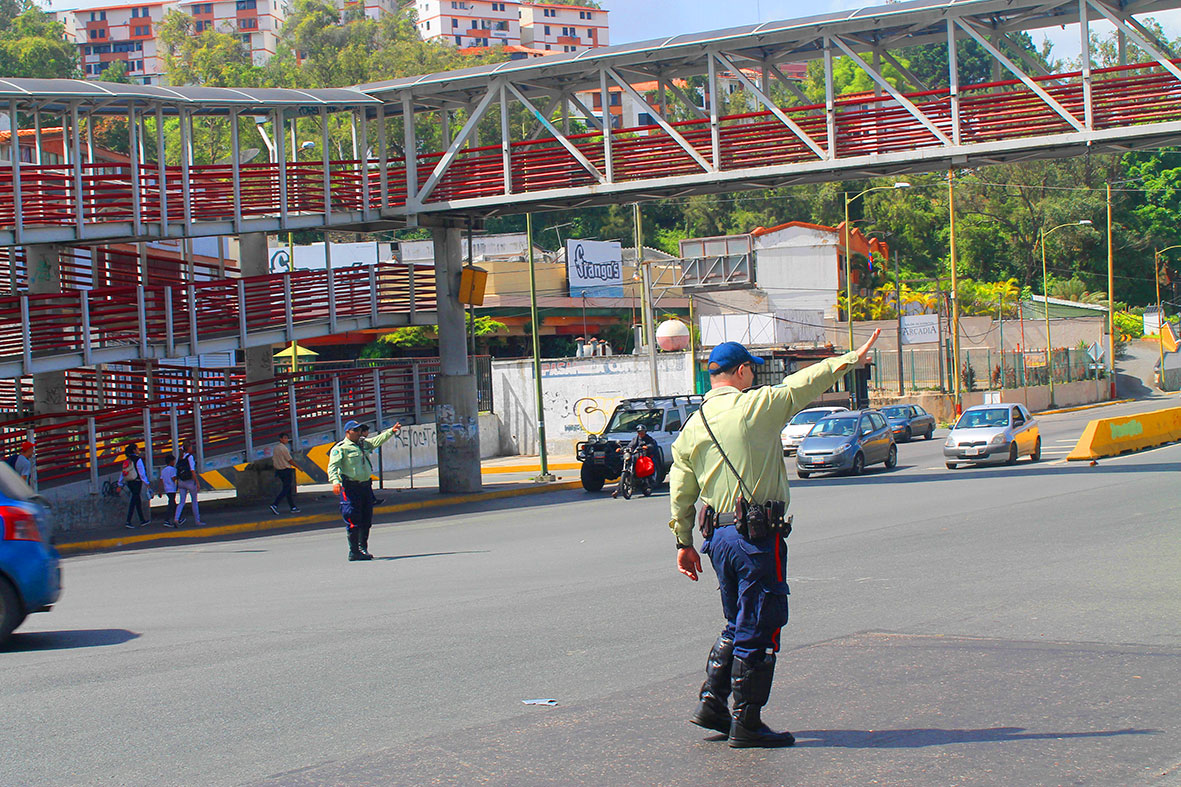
[176, 453, 194, 482]
[121, 459, 139, 482]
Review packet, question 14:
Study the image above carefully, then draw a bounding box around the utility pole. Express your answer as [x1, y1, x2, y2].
[527, 213, 554, 481]
[1107, 183, 1117, 399]
[635, 202, 659, 396]
[998, 290, 1005, 389]
[895, 249, 903, 395]
[947, 169, 962, 414]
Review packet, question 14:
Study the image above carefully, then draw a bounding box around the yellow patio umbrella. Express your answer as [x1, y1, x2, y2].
[274, 342, 319, 372]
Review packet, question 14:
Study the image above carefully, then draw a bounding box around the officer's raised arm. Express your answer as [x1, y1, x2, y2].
[766, 329, 882, 422]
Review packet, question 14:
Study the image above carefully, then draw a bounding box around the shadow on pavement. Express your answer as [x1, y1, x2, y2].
[373, 550, 489, 561]
[793, 460, 1181, 487]
[2, 628, 140, 652]
[793, 726, 1159, 748]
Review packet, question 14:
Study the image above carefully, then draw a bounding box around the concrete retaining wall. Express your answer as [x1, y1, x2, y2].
[492, 353, 697, 456]
[870, 378, 1112, 423]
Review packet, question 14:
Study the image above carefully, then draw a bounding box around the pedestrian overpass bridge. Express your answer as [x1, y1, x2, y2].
[4, 0, 1181, 509]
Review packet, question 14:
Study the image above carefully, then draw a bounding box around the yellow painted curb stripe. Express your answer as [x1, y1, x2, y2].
[481, 462, 581, 475]
[1035, 399, 1133, 417]
[199, 470, 235, 491]
[57, 480, 583, 555]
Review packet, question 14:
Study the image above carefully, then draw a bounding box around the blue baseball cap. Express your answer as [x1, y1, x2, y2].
[707, 342, 765, 375]
[343, 419, 364, 432]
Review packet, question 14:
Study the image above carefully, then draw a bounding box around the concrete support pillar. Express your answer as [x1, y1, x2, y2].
[239, 233, 274, 385]
[432, 226, 481, 494]
[26, 245, 66, 415]
[237, 233, 272, 501]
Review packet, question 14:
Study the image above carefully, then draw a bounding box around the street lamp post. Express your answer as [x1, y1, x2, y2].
[844, 181, 909, 407]
[1153, 244, 1181, 389]
[1038, 219, 1093, 407]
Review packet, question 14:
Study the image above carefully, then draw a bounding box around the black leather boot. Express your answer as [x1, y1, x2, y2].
[690, 636, 734, 735]
[358, 526, 374, 560]
[729, 654, 795, 748]
[347, 529, 364, 561]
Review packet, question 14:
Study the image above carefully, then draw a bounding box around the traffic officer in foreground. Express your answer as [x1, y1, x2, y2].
[328, 419, 401, 561]
[670, 331, 880, 748]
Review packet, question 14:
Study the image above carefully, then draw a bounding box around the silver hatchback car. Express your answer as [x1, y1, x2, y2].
[943, 403, 1041, 468]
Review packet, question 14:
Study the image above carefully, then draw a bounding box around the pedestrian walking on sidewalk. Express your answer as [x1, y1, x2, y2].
[669, 332, 880, 748]
[159, 453, 178, 524]
[7, 440, 35, 486]
[171, 440, 205, 528]
[328, 419, 400, 561]
[269, 433, 300, 516]
[118, 444, 151, 529]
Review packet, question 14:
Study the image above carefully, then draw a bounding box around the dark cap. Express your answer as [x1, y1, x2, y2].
[707, 342, 765, 374]
[636, 424, 647, 432]
[343, 419, 364, 432]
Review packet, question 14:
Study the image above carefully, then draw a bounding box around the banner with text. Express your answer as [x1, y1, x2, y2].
[901, 313, 941, 345]
[567, 240, 623, 298]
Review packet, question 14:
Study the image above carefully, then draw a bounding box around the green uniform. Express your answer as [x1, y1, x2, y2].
[327, 426, 398, 484]
[668, 351, 858, 548]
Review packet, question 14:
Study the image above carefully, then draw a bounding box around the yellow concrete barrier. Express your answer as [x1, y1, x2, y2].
[1066, 406, 1181, 461]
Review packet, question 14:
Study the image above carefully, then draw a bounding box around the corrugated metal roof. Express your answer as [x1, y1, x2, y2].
[0, 79, 380, 112]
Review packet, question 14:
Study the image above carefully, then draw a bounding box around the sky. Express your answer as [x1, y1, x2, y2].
[600, 0, 1181, 62]
[40, 0, 1181, 64]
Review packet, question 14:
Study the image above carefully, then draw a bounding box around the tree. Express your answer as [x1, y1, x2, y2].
[97, 59, 130, 84]
[0, 0, 78, 78]
[1048, 276, 1106, 304]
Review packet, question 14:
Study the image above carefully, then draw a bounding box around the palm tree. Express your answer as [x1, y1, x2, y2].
[1048, 276, 1106, 304]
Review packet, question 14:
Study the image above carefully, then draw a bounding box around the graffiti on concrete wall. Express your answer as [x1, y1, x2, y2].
[572, 396, 621, 435]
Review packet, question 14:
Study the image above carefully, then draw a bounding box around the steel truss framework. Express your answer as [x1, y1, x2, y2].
[2, 0, 1181, 248]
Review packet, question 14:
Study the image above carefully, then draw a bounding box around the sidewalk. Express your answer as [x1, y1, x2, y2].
[56, 455, 583, 556]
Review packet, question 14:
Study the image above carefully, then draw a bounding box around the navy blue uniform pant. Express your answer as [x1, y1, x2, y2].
[702, 524, 790, 662]
[340, 480, 374, 534]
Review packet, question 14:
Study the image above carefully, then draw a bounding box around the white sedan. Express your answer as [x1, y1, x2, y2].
[781, 406, 849, 455]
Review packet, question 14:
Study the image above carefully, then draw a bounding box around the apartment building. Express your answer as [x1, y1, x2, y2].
[414, 0, 522, 48]
[519, 2, 607, 53]
[57, 3, 170, 84]
[173, 0, 287, 66]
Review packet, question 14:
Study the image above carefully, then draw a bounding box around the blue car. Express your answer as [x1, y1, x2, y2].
[880, 404, 937, 442]
[795, 409, 897, 478]
[0, 464, 61, 643]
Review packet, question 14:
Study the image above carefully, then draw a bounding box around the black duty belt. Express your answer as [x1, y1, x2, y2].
[698, 502, 792, 541]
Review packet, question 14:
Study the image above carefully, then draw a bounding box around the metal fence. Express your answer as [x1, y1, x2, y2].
[870, 347, 1102, 392]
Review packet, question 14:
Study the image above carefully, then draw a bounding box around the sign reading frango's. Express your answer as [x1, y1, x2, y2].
[567, 240, 623, 298]
[901, 313, 940, 345]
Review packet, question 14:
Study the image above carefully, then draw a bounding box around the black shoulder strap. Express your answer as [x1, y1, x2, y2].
[698, 401, 757, 502]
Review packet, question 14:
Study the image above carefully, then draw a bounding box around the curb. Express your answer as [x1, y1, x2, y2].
[1034, 398, 1134, 416]
[481, 461, 581, 475]
[57, 480, 583, 556]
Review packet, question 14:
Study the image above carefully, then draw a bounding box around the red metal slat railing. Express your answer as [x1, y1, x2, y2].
[0, 355, 468, 489]
[0, 262, 437, 372]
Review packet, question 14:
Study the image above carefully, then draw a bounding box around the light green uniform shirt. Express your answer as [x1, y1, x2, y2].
[327, 427, 398, 484]
[668, 351, 859, 548]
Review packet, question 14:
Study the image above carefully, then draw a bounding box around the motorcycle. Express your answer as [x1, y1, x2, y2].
[618, 444, 656, 499]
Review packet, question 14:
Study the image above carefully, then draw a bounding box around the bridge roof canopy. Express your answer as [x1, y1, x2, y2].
[0, 79, 379, 115]
[356, 0, 1116, 107]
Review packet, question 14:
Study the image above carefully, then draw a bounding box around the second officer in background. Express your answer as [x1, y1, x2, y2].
[328, 419, 401, 561]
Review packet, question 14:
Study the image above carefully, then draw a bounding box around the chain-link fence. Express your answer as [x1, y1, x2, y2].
[870, 347, 1103, 392]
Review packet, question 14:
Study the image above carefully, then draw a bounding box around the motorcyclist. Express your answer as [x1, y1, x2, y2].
[613, 424, 659, 499]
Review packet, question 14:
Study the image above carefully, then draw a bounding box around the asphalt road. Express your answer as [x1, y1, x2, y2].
[4, 397, 1179, 787]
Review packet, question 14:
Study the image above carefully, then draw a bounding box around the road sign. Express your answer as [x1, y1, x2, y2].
[1087, 342, 1103, 362]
